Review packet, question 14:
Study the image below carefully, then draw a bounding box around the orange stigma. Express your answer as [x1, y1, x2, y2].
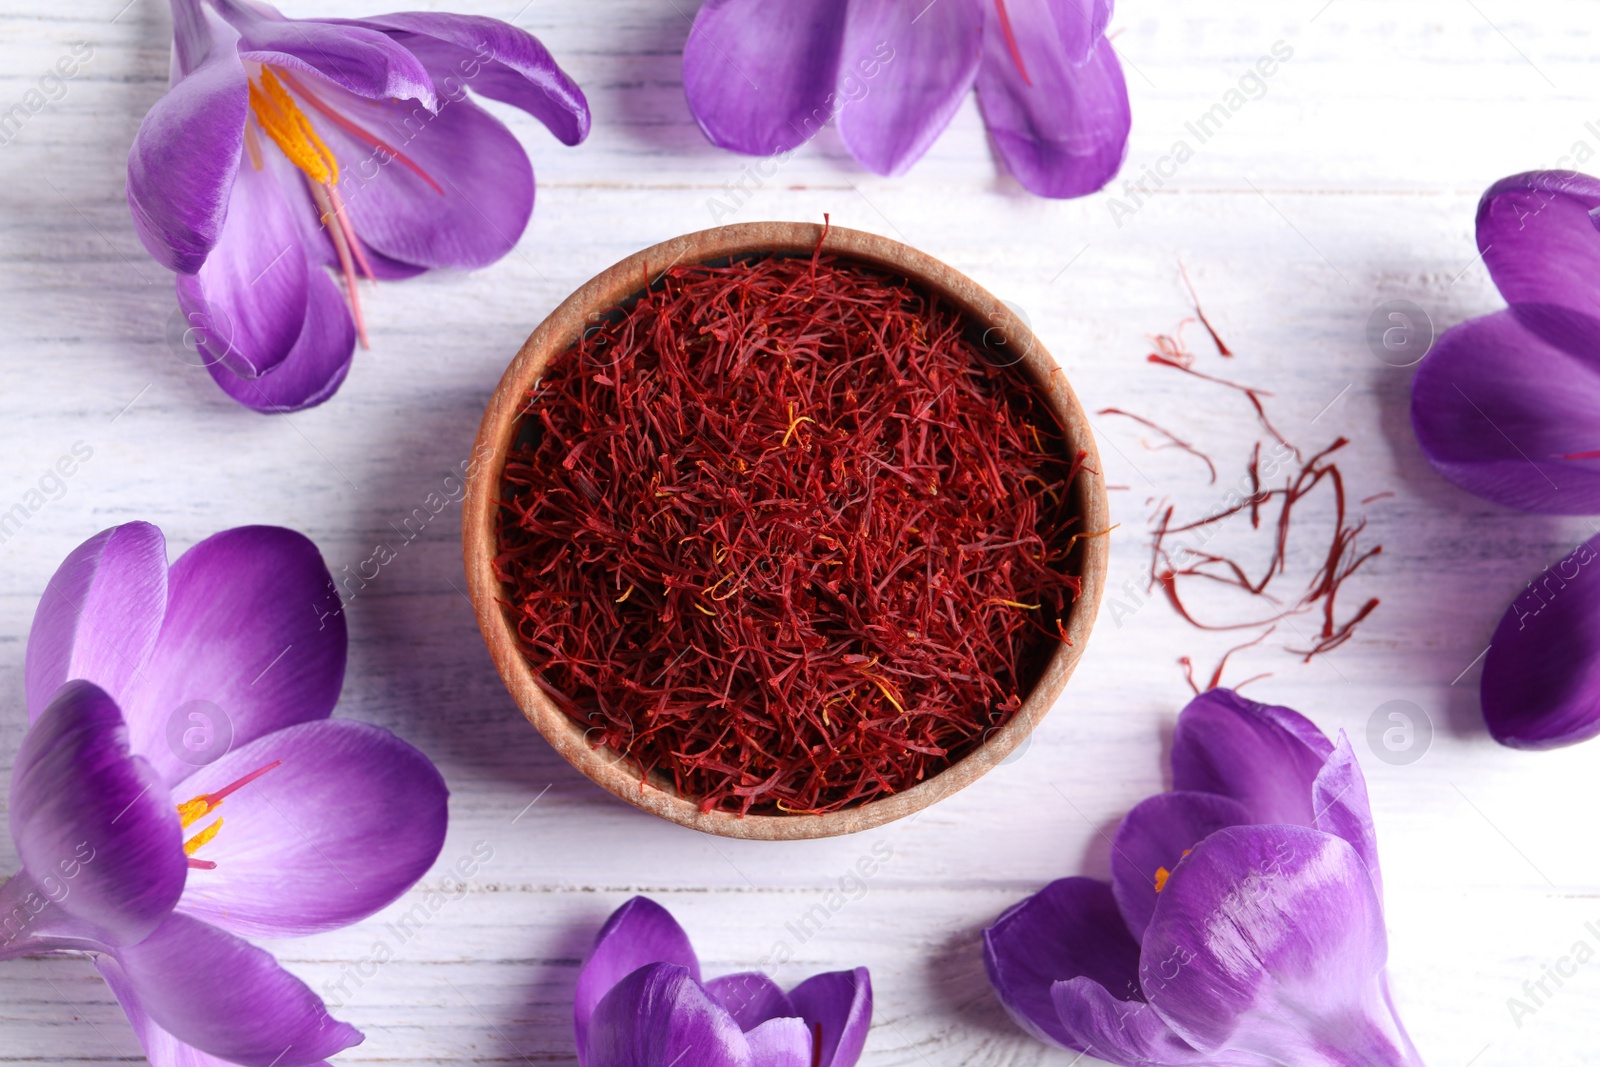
[1153, 849, 1193, 893]
[177, 759, 282, 870]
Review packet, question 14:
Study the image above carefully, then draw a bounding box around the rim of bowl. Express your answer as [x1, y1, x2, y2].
[463, 221, 1109, 839]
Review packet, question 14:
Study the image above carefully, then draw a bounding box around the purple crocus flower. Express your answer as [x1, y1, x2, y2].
[576, 896, 871, 1067]
[1410, 170, 1600, 748]
[131, 0, 589, 413]
[984, 688, 1425, 1067]
[683, 0, 1130, 199]
[1, 521, 448, 1067]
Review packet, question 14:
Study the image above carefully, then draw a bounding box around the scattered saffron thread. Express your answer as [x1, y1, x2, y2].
[495, 251, 1090, 815]
[1114, 276, 1383, 685]
[1098, 407, 1218, 484]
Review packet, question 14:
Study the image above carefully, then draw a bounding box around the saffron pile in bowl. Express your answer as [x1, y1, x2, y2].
[494, 250, 1090, 815]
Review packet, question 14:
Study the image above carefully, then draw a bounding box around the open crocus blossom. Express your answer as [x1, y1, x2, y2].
[984, 688, 1425, 1067]
[1410, 170, 1600, 747]
[575, 896, 872, 1067]
[130, 0, 589, 412]
[683, 0, 1130, 199]
[1, 521, 449, 1067]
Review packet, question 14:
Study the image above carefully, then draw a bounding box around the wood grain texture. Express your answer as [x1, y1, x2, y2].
[0, 0, 1598, 1064]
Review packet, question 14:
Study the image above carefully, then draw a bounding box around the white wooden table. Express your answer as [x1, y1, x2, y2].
[2, 1, 1598, 1064]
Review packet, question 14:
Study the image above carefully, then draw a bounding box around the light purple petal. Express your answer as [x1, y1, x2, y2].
[1481, 528, 1600, 747]
[1169, 688, 1334, 827]
[105, 912, 362, 1067]
[834, 0, 982, 176]
[983, 876, 1141, 1050]
[202, 257, 357, 413]
[975, 9, 1129, 198]
[1110, 790, 1253, 940]
[744, 1017, 812, 1067]
[1048, 976, 1261, 1066]
[705, 972, 796, 1032]
[303, 76, 534, 271]
[1141, 826, 1419, 1067]
[174, 719, 447, 938]
[788, 968, 871, 1067]
[576, 897, 703, 1065]
[0, 871, 116, 961]
[1048, 0, 1115, 66]
[173, 153, 312, 379]
[1311, 733, 1382, 900]
[117, 526, 347, 785]
[24, 522, 168, 723]
[1410, 308, 1600, 513]
[211, 0, 436, 107]
[9, 681, 185, 946]
[336, 12, 590, 146]
[1477, 170, 1600, 338]
[126, 4, 248, 274]
[585, 962, 750, 1067]
[684, 0, 849, 156]
[97, 956, 336, 1067]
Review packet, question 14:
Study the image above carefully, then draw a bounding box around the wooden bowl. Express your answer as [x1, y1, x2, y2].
[463, 222, 1109, 839]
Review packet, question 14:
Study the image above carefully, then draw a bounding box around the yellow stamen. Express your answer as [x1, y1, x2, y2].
[184, 818, 223, 857]
[247, 67, 339, 186]
[177, 796, 214, 829]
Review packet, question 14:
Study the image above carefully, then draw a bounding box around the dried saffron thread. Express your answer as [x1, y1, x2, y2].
[1115, 280, 1382, 686]
[1097, 407, 1217, 484]
[494, 251, 1089, 815]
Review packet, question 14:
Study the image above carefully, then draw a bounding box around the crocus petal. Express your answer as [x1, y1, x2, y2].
[1311, 733, 1382, 899]
[9, 681, 185, 946]
[585, 962, 750, 1067]
[24, 521, 168, 723]
[0, 870, 112, 962]
[744, 1017, 813, 1067]
[1169, 688, 1334, 827]
[174, 152, 312, 379]
[97, 956, 336, 1067]
[788, 968, 871, 1067]
[1410, 307, 1600, 513]
[117, 526, 347, 785]
[126, 4, 248, 274]
[983, 876, 1141, 1050]
[202, 258, 357, 413]
[1477, 170, 1600, 343]
[335, 12, 590, 146]
[1053, 976, 1272, 1066]
[684, 0, 849, 156]
[1480, 528, 1600, 747]
[1110, 790, 1253, 940]
[576, 897, 703, 1064]
[306, 78, 534, 270]
[211, 0, 436, 107]
[173, 719, 448, 938]
[103, 912, 361, 1067]
[705, 972, 796, 1031]
[975, 8, 1129, 198]
[1141, 826, 1418, 1067]
[834, 0, 982, 176]
[1047, 0, 1115, 66]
